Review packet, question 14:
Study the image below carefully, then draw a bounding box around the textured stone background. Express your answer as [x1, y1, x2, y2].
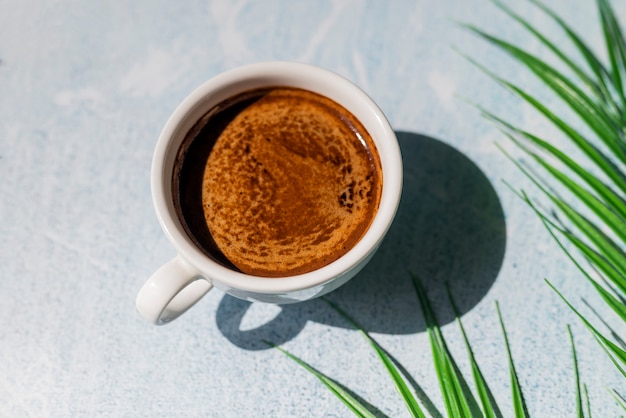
[1, 1, 625, 416]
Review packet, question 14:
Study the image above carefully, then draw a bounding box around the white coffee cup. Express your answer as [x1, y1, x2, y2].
[136, 61, 403, 325]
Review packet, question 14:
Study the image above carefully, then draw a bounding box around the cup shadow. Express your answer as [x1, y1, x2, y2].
[215, 131, 506, 350]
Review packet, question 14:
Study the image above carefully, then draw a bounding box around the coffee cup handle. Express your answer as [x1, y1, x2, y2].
[136, 256, 213, 325]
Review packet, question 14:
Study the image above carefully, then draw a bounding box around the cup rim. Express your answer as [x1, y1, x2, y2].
[151, 61, 402, 295]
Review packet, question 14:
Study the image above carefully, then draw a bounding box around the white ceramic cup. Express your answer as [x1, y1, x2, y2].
[136, 61, 403, 325]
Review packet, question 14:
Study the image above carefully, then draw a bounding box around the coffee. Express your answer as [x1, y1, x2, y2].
[173, 87, 382, 277]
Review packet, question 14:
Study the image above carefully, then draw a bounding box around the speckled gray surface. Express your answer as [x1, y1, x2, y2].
[2, 0, 625, 417]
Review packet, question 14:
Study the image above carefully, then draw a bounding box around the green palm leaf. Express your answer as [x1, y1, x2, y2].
[410, 274, 481, 418]
[263, 340, 379, 418]
[445, 286, 503, 418]
[612, 389, 626, 411]
[509, 185, 626, 328]
[569, 326, 584, 418]
[547, 281, 626, 379]
[494, 302, 529, 418]
[465, 23, 625, 158]
[598, 0, 626, 109]
[270, 274, 548, 417]
[322, 298, 427, 418]
[492, 0, 604, 101]
[526, 0, 618, 113]
[471, 0, 626, 377]
[483, 109, 626, 219]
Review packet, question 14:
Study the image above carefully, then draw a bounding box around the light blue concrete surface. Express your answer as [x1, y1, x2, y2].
[1, 1, 625, 416]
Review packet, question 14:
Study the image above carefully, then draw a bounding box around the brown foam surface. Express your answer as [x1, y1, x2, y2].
[202, 88, 381, 277]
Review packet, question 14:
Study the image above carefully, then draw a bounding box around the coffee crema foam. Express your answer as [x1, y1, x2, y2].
[181, 87, 382, 277]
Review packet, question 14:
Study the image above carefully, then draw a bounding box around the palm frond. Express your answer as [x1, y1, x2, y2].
[471, 0, 626, 376]
[270, 273, 592, 417]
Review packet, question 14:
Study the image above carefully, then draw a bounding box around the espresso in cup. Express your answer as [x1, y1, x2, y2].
[172, 87, 382, 277]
